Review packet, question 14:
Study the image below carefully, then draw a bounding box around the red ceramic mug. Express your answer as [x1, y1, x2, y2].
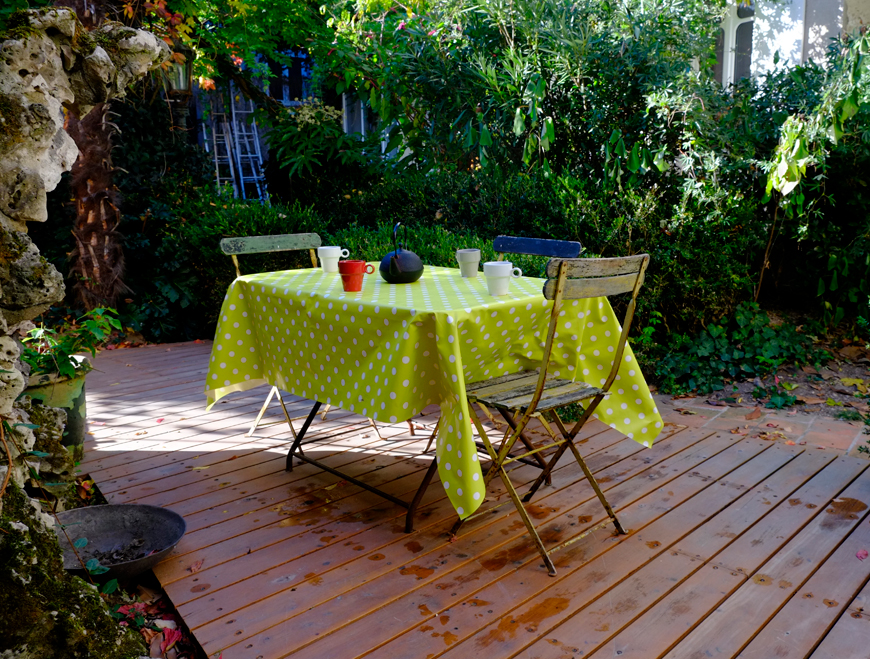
[338, 260, 374, 292]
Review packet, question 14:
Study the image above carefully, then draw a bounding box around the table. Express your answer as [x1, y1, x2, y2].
[205, 264, 663, 520]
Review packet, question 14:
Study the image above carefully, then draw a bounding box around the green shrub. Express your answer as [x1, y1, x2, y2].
[650, 302, 826, 394]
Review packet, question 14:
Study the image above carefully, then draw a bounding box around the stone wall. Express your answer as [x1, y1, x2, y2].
[0, 9, 167, 657]
[845, 0, 870, 34]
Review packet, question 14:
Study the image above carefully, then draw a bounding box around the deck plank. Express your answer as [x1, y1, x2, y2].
[82, 342, 870, 659]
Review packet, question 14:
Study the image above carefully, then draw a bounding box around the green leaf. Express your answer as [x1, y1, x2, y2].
[513, 107, 525, 136]
[101, 579, 119, 595]
[653, 147, 667, 172]
[14, 423, 39, 430]
[26, 450, 50, 458]
[615, 138, 626, 159]
[627, 143, 641, 173]
[73, 537, 88, 549]
[840, 89, 860, 123]
[781, 382, 799, 391]
[817, 278, 826, 296]
[479, 123, 492, 147]
[609, 129, 621, 145]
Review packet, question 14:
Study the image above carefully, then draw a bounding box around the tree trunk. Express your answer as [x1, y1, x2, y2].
[65, 104, 130, 309]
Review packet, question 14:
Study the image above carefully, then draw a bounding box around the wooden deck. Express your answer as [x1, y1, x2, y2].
[82, 341, 870, 659]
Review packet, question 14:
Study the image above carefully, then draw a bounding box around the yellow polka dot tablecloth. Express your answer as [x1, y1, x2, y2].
[205, 264, 662, 519]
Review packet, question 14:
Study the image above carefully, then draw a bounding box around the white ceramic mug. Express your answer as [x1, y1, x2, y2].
[317, 246, 350, 273]
[483, 261, 522, 296]
[456, 249, 481, 278]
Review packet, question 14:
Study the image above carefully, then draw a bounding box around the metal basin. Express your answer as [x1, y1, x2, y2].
[54, 504, 186, 581]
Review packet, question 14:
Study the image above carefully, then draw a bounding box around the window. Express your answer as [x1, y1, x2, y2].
[715, 1, 755, 86]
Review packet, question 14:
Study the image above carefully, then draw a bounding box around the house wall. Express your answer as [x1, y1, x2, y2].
[804, 0, 844, 61]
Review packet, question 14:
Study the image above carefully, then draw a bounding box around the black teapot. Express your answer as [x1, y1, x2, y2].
[379, 223, 424, 284]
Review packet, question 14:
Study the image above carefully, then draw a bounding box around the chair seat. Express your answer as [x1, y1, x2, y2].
[467, 371, 605, 412]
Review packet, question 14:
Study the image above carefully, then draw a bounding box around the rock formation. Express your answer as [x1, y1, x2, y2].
[0, 8, 167, 656]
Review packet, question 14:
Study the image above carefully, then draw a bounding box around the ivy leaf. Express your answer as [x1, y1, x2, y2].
[73, 537, 88, 549]
[101, 578, 119, 594]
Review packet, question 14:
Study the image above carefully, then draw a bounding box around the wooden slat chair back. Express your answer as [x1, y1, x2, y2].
[219, 233, 322, 278]
[218, 233, 323, 438]
[456, 252, 650, 575]
[493, 235, 583, 261]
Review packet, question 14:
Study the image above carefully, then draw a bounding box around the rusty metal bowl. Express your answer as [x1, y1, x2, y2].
[54, 504, 186, 581]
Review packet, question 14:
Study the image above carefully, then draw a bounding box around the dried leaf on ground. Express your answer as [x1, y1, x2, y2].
[819, 369, 838, 381]
[674, 408, 697, 415]
[797, 396, 826, 405]
[801, 365, 819, 375]
[187, 559, 204, 574]
[745, 408, 762, 420]
[840, 346, 869, 361]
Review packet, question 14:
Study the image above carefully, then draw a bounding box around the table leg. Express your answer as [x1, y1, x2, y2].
[285, 400, 322, 471]
[404, 457, 439, 533]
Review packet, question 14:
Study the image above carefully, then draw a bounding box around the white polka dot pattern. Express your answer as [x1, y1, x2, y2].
[204, 264, 662, 518]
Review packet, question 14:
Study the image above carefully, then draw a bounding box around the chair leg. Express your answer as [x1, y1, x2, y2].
[247, 386, 279, 437]
[497, 462, 557, 576]
[274, 388, 297, 439]
[499, 409, 552, 485]
[320, 404, 331, 421]
[423, 418, 441, 453]
[566, 438, 625, 534]
[369, 417, 383, 440]
[285, 401, 322, 471]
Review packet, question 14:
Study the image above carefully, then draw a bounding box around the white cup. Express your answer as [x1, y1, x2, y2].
[456, 249, 481, 278]
[483, 261, 522, 296]
[317, 246, 350, 273]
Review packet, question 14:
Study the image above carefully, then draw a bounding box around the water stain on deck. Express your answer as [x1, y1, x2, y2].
[405, 540, 424, 553]
[822, 498, 867, 529]
[418, 604, 433, 616]
[368, 553, 385, 561]
[476, 597, 571, 647]
[400, 565, 436, 579]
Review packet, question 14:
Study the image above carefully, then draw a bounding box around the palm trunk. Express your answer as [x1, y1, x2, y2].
[65, 103, 130, 309]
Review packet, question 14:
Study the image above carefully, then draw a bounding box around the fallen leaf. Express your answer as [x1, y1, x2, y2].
[819, 369, 838, 381]
[729, 428, 745, 435]
[785, 440, 796, 446]
[156, 418, 165, 423]
[191, 466, 209, 470]
[135, 431, 148, 436]
[161, 628, 183, 653]
[781, 382, 799, 391]
[797, 396, 826, 405]
[188, 559, 204, 573]
[90, 421, 106, 426]
[826, 398, 843, 407]
[674, 408, 698, 415]
[228, 455, 238, 460]
[140, 628, 160, 644]
[707, 400, 729, 407]
[840, 346, 868, 361]
[858, 549, 869, 561]
[745, 408, 762, 420]
[766, 423, 779, 428]
[801, 365, 819, 375]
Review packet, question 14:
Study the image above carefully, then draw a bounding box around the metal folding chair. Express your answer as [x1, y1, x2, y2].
[469, 235, 586, 481]
[219, 233, 352, 441]
[452, 251, 650, 576]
